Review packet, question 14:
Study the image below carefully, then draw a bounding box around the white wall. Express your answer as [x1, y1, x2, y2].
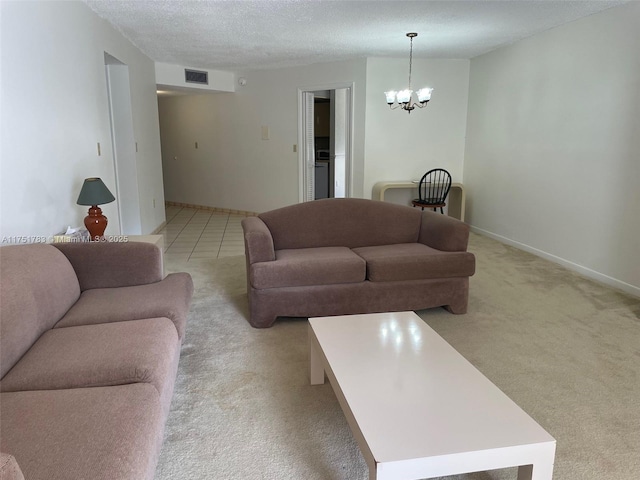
[464, 2, 640, 294]
[159, 59, 367, 213]
[363, 58, 470, 203]
[0, 1, 165, 240]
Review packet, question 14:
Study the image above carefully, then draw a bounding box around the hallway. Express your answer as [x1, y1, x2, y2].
[157, 206, 247, 262]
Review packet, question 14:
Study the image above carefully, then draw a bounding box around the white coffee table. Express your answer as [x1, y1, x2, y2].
[308, 311, 556, 480]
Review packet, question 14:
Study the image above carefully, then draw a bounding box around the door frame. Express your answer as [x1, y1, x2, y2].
[297, 82, 354, 203]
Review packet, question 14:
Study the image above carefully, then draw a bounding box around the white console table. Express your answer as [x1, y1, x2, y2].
[372, 181, 465, 222]
[128, 234, 164, 251]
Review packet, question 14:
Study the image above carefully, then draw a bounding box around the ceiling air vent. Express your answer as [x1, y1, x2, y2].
[185, 69, 208, 85]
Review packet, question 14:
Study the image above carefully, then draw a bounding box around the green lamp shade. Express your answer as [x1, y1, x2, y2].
[77, 177, 116, 206]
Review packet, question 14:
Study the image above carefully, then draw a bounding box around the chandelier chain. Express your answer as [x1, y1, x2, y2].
[408, 35, 413, 90]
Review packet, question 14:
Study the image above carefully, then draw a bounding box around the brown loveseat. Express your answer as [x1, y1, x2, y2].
[0, 241, 194, 480]
[241, 198, 475, 328]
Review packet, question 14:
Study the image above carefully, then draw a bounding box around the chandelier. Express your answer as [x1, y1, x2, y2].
[384, 33, 433, 113]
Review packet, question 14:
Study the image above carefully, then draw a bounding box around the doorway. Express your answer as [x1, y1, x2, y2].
[104, 52, 142, 234]
[313, 96, 331, 199]
[298, 84, 353, 202]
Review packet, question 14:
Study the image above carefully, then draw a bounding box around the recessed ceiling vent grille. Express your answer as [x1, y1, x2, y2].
[185, 69, 208, 85]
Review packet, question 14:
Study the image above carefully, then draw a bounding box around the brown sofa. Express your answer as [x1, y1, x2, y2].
[241, 198, 475, 328]
[0, 241, 194, 480]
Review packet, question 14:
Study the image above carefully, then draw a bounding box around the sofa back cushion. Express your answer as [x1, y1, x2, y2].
[259, 198, 422, 250]
[0, 244, 80, 378]
[53, 241, 163, 290]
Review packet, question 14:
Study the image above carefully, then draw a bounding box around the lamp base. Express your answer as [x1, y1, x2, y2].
[84, 205, 108, 241]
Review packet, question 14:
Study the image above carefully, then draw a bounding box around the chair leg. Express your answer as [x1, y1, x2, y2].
[440, 207, 444, 214]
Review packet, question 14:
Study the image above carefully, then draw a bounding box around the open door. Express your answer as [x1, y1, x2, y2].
[301, 91, 315, 202]
[331, 88, 350, 198]
[104, 53, 142, 234]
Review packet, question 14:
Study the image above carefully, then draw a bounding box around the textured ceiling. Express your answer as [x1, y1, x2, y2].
[84, 0, 628, 71]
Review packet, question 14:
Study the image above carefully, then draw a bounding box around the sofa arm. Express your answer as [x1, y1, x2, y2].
[53, 242, 163, 291]
[418, 210, 470, 252]
[242, 217, 275, 264]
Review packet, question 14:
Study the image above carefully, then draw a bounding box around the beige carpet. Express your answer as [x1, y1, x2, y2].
[156, 232, 640, 480]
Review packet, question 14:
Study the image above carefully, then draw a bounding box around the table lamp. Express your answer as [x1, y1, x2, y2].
[77, 177, 116, 241]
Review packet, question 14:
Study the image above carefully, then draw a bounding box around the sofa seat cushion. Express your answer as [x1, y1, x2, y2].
[0, 318, 179, 402]
[352, 243, 476, 282]
[251, 247, 366, 289]
[0, 384, 164, 480]
[54, 273, 194, 340]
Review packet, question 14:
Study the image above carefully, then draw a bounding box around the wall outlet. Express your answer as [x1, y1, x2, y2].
[293, 144, 297, 153]
[261, 126, 270, 140]
[153, 198, 156, 208]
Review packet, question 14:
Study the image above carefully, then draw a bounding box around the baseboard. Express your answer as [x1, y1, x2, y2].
[165, 201, 258, 217]
[470, 226, 640, 298]
[151, 221, 166, 235]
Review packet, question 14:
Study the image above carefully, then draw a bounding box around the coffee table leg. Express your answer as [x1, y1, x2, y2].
[517, 462, 554, 480]
[309, 329, 325, 385]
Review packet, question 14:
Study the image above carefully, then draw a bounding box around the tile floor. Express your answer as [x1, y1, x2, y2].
[157, 205, 248, 262]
